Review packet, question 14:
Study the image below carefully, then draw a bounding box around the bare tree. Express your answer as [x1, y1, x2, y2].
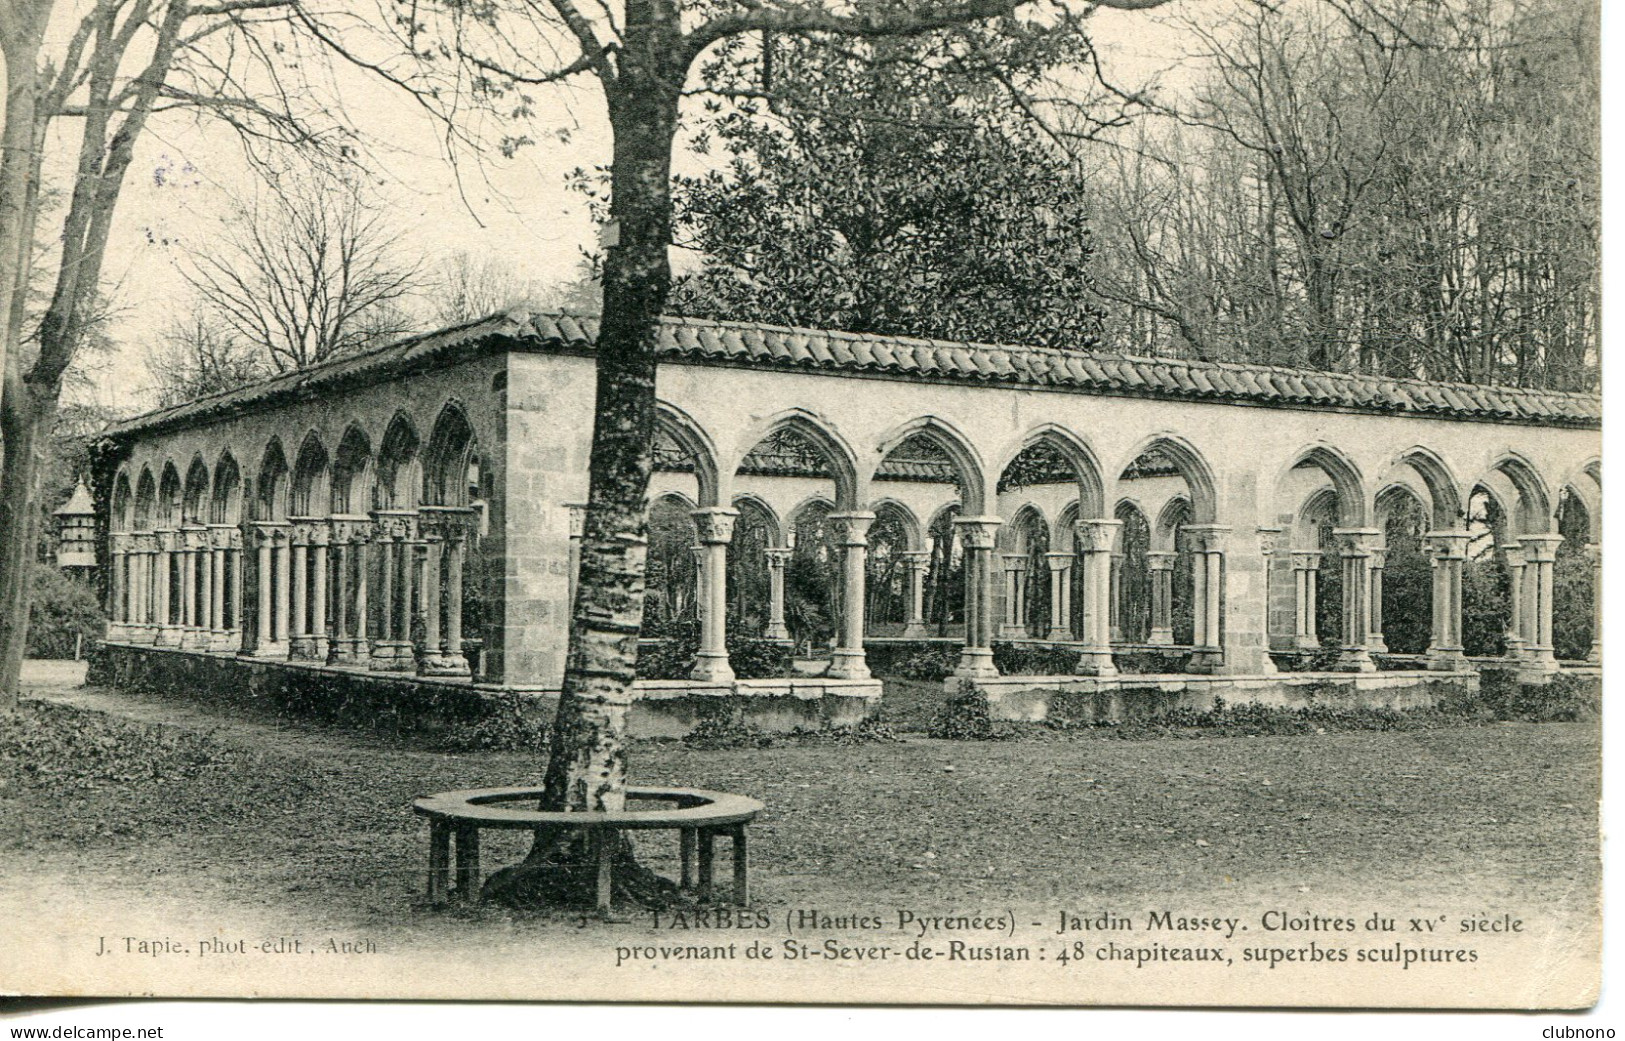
[431, 251, 549, 326]
[297, 0, 1172, 906]
[181, 167, 421, 372]
[140, 312, 270, 407]
[0, 0, 346, 705]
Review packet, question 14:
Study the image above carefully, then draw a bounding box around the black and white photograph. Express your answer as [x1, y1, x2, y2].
[0, 0, 1605, 1015]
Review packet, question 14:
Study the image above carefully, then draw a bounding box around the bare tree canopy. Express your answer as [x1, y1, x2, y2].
[180, 167, 420, 373]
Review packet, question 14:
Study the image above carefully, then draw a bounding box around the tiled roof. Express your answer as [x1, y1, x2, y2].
[105, 310, 1601, 439]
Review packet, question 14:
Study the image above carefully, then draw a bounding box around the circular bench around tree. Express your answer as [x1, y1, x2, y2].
[412, 785, 765, 913]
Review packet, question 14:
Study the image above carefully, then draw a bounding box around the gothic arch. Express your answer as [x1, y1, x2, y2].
[731, 493, 785, 548]
[1380, 447, 1465, 528]
[1279, 443, 1369, 528]
[376, 413, 422, 511]
[870, 499, 924, 552]
[734, 408, 861, 510]
[182, 455, 210, 525]
[1476, 453, 1553, 535]
[873, 416, 989, 515]
[210, 452, 241, 525]
[1115, 435, 1218, 525]
[330, 425, 374, 515]
[290, 432, 330, 517]
[111, 471, 133, 531]
[255, 439, 289, 521]
[134, 468, 156, 530]
[425, 402, 479, 506]
[158, 462, 182, 527]
[1154, 495, 1193, 552]
[657, 402, 722, 508]
[992, 424, 1106, 519]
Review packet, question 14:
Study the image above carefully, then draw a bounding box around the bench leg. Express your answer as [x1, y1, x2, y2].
[697, 829, 715, 903]
[594, 830, 614, 914]
[732, 826, 749, 906]
[455, 824, 481, 904]
[680, 828, 696, 891]
[427, 822, 451, 906]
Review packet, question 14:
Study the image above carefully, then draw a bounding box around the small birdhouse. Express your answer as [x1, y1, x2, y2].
[54, 479, 97, 570]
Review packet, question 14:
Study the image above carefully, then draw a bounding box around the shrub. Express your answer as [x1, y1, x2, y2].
[25, 564, 105, 659]
[991, 642, 1078, 676]
[634, 621, 792, 680]
[927, 681, 1014, 740]
[863, 641, 961, 681]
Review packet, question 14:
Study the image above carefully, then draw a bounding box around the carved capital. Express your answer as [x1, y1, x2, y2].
[691, 506, 740, 545]
[1518, 533, 1564, 564]
[952, 516, 1002, 551]
[827, 511, 875, 547]
[1000, 552, 1028, 572]
[764, 546, 793, 568]
[902, 550, 933, 572]
[1257, 526, 1285, 556]
[1332, 527, 1381, 557]
[1184, 524, 1231, 554]
[1044, 551, 1073, 574]
[370, 509, 418, 541]
[1146, 550, 1177, 572]
[1073, 518, 1123, 553]
[1499, 544, 1526, 569]
[207, 523, 235, 550]
[1291, 550, 1323, 571]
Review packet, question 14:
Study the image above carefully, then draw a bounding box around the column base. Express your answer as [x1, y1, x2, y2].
[952, 648, 999, 680]
[131, 624, 160, 645]
[1186, 649, 1225, 674]
[689, 654, 735, 684]
[1588, 642, 1602, 664]
[1426, 648, 1468, 671]
[154, 626, 183, 648]
[1368, 636, 1388, 654]
[242, 640, 289, 660]
[1293, 635, 1321, 651]
[1072, 649, 1116, 677]
[1109, 626, 1123, 642]
[105, 623, 135, 643]
[419, 652, 472, 678]
[827, 650, 871, 681]
[1331, 647, 1378, 673]
[327, 638, 369, 665]
[997, 624, 1028, 641]
[1515, 648, 1559, 684]
[764, 622, 792, 642]
[369, 641, 417, 672]
[208, 629, 239, 653]
[178, 628, 212, 650]
[900, 623, 931, 640]
[1046, 626, 1073, 642]
[1147, 628, 1174, 646]
[290, 636, 329, 661]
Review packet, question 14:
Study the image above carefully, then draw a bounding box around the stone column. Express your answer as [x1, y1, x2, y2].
[899, 550, 932, 640]
[764, 547, 793, 642]
[177, 531, 196, 636]
[1073, 519, 1121, 676]
[105, 535, 129, 641]
[1331, 528, 1380, 672]
[1291, 550, 1323, 651]
[1045, 551, 1074, 641]
[154, 529, 179, 646]
[1424, 530, 1469, 670]
[952, 517, 1002, 679]
[1256, 528, 1283, 675]
[416, 506, 473, 677]
[689, 507, 738, 683]
[182, 527, 209, 649]
[1587, 544, 1601, 663]
[998, 553, 1028, 640]
[207, 525, 233, 650]
[1146, 551, 1175, 645]
[325, 517, 367, 663]
[137, 533, 158, 639]
[828, 511, 875, 681]
[310, 521, 330, 662]
[1368, 545, 1388, 654]
[1108, 552, 1124, 642]
[289, 521, 312, 658]
[369, 510, 418, 671]
[1185, 525, 1230, 674]
[245, 522, 289, 658]
[1518, 534, 1562, 679]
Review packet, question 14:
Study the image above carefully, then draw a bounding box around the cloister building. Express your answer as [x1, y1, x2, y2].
[91, 311, 1602, 731]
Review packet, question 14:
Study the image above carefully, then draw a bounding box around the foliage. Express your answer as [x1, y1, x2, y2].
[1468, 670, 1599, 724]
[991, 641, 1080, 676]
[634, 621, 792, 680]
[864, 641, 961, 682]
[679, 715, 900, 750]
[0, 700, 239, 791]
[1089, 0, 1598, 389]
[927, 681, 1015, 740]
[669, 29, 1105, 347]
[25, 565, 104, 660]
[1462, 557, 1511, 658]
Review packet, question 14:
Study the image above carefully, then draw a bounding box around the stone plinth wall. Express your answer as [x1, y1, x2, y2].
[959, 670, 1477, 724]
[91, 642, 881, 740]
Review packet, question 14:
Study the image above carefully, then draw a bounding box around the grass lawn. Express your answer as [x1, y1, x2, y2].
[0, 661, 1601, 1006]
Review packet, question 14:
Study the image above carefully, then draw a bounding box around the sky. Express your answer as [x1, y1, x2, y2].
[69, 0, 1210, 415]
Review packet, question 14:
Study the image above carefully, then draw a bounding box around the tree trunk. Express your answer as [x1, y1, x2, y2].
[0, 380, 56, 707]
[483, 12, 687, 911]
